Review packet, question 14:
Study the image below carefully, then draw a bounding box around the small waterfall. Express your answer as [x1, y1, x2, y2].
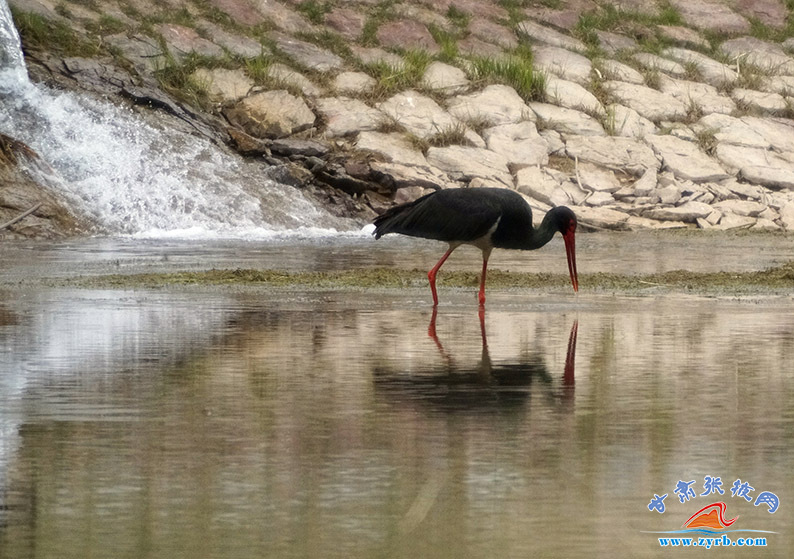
[0, 1, 357, 238]
[0, 0, 23, 75]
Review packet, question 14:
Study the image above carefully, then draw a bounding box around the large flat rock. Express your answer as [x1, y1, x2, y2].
[533, 45, 592, 85]
[719, 37, 794, 75]
[667, 0, 750, 33]
[529, 103, 605, 137]
[663, 47, 738, 88]
[517, 19, 586, 52]
[694, 113, 770, 149]
[658, 76, 736, 116]
[315, 97, 384, 138]
[482, 121, 549, 170]
[224, 90, 315, 139]
[272, 32, 344, 72]
[447, 85, 530, 126]
[376, 19, 440, 53]
[645, 134, 730, 183]
[565, 136, 659, 176]
[378, 91, 458, 139]
[356, 131, 429, 168]
[545, 77, 605, 116]
[605, 81, 688, 121]
[192, 68, 253, 103]
[425, 146, 512, 187]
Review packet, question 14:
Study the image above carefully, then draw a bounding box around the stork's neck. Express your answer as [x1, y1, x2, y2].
[521, 212, 560, 250]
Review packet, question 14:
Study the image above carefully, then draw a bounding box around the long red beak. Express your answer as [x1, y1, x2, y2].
[564, 231, 578, 292]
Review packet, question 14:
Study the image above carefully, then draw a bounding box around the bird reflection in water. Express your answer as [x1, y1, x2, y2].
[372, 309, 578, 413]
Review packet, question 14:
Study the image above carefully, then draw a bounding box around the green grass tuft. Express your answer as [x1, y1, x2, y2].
[468, 55, 546, 102]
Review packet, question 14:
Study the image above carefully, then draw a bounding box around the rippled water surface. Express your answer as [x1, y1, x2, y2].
[1, 234, 792, 558]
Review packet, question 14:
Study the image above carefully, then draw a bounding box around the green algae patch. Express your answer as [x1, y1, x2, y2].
[69, 262, 794, 293]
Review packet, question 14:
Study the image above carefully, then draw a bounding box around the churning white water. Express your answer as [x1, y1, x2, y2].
[0, 0, 358, 238]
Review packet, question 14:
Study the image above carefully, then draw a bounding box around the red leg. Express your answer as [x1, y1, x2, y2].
[478, 257, 489, 307]
[428, 246, 455, 306]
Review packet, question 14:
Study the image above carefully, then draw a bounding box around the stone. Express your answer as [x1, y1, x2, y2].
[208, 0, 266, 26]
[573, 206, 631, 229]
[604, 81, 689, 121]
[644, 201, 714, 222]
[565, 136, 660, 176]
[608, 104, 657, 138]
[270, 138, 329, 157]
[760, 75, 794, 95]
[540, 129, 565, 154]
[693, 113, 771, 149]
[779, 201, 794, 229]
[723, 179, 765, 200]
[594, 30, 637, 54]
[733, 0, 787, 28]
[715, 145, 794, 179]
[351, 46, 404, 69]
[426, 146, 512, 187]
[627, 215, 688, 230]
[421, 62, 470, 95]
[663, 47, 738, 88]
[544, 76, 605, 116]
[267, 63, 322, 97]
[667, 0, 750, 33]
[645, 134, 730, 183]
[731, 88, 787, 115]
[720, 37, 794, 75]
[715, 213, 756, 230]
[333, 72, 377, 96]
[741, 117, 794, 153]
[517, 19, 586, 52]
[654, 184, 682, 205]
[258, 1, 318, 33]
[376, 19, 440, 53]
[469, 18, 518, 50]
[578, 162, 622, 192]
[515, 166, 568, 206]
[315, 97, 384, 138]
[600, 60, 644, 85]
[712, 199, 766, 217]
[533, 46, 592, 85]
[325, 7, 366, 40]
[370, 161, 451, 191]
[198, 22, 265, 58]
[525, 0, 599, 30]
[356, 131, 428, 168]
[633, 52, 687, 78]
[192, 68, 253, 103]
[529, 103, 605, 137]
[105, 33, 165, 74]
[224, 90, 315, 139]
[740, 166, 794, 190]
[447, 85, 531, 126]
[457, 36, 506, 59]
[156, 24, 224, 59]
[482, 121, 549, 170]
[658, 76, 736, 116]
[394, 4, 449, 30]
[378, 91, 458, 140]
[656, 25, 709, 49]
[751, 218, 781, 231]
[585, 191, 615, 206]
[272, 32, 344, 72]
[632, 167, 658, 197]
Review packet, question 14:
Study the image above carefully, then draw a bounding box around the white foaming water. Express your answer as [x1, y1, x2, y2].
[0, 1, 360, 239]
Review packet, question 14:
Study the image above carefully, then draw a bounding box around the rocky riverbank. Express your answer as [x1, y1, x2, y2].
[4, 0, 794, 237]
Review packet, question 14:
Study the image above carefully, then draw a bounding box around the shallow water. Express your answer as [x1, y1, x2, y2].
[1, 234, 793, 558]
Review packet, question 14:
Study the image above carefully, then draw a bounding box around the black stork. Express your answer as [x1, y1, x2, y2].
[372, 187, 579, 306]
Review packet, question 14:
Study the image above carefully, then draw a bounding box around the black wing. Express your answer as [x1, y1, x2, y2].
[373, 188, 525, 243]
